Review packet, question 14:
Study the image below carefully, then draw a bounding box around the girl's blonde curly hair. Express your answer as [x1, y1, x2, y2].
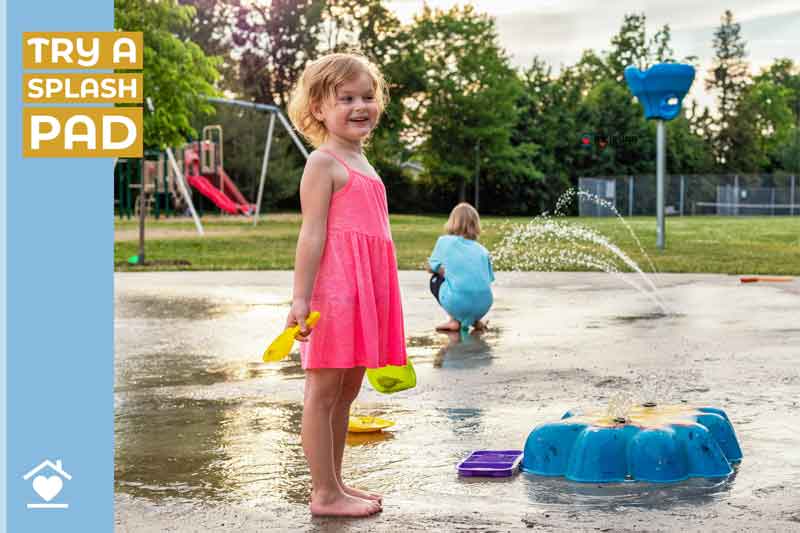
[288, 52, 388, 147]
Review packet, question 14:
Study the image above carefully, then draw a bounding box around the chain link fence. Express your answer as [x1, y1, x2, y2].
[578, 175, 800, 216]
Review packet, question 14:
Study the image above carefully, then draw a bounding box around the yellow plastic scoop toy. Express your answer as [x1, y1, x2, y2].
[366, 359, 416, 393]
[262, 311, 321, 362]
[348, 415, 395, 433]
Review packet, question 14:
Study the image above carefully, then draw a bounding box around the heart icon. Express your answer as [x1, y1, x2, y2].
[32, 475, 63, 502]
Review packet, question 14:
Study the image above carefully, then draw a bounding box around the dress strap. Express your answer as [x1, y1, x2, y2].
[318, 149, 353, 174]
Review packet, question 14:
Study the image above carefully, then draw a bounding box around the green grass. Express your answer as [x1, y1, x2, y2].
[115, 214, 800, 275]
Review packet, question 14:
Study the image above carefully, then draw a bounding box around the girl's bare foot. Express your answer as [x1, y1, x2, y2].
[436, 319, 460, 331]
[310, 490, 381, 517]
[343, 485, 382, 502]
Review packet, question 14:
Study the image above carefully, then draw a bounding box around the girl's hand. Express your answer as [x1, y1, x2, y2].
[287, 299, 311, 342]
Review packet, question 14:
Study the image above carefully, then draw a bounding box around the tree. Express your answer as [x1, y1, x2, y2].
[230, 0, 324, 106]
[116, 0, 220, 149]
[407, 5, 534, 208]
[679, 101, 716, 173]
[706, 9, 750, 169]
[510, 58, 579, 213]
[730, 80, 796, 172]
[576, 79, 655, 177]
[320, 0, 398, 56]
[756, 58, 800, 121]
[606, 13, 650, 78]
[755, 58, 800, 172]
[603, 13, 696, 84]
[177, 0, 239, 92]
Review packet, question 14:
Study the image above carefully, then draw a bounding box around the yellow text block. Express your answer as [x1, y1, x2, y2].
[23, 107, 143, 158]
[23, 32, 143, 69]
[24, 74, 143, 103]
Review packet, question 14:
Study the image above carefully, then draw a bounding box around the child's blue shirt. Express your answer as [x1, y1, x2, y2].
[428, 235, 495, 328]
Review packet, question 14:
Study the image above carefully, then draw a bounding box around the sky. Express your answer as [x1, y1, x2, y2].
[384, 0, 800, 112]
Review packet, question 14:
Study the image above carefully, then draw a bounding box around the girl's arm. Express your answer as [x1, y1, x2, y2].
[428, 236, 446, 275]
[288, 153, 335, 336]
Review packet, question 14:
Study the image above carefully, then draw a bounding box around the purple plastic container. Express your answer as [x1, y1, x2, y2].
[457, 450, 523, 477]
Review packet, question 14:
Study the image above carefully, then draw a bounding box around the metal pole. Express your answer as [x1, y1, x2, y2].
[166, 147, 204, 236]
[474, 140, 480, 211]
[254, 113, 276, 226]
[125, 161, 132, 219]
[147, 96, 203, 235]
[628, 176, 634, 216]
[204, 96, 309, 159]
[275, 111, 309, 159]
[791, 175, 796, 216]
[137, 161, 146, 264]
[734, 175, 739, 216]
[770, 186, 775, 216]
[656, 120, 666, 249]
[679, 175, 685, 216]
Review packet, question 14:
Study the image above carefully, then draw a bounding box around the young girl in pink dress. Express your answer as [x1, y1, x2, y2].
[286, 53, 407, 518]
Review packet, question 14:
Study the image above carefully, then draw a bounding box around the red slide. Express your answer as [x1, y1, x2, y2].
[219, 168, 247, 206]
[187, 174, 242, 214]
[219, 168, 255, 215]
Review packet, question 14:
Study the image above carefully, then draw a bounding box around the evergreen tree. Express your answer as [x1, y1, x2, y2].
[706, 10, 750, 169]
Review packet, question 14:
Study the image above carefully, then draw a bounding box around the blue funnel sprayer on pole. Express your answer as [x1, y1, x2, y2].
[624, 63, 695, 249]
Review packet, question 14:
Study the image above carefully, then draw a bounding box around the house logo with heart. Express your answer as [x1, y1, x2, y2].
[22, 459, 72, 509]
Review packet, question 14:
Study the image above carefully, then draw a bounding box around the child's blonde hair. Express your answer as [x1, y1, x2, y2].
[288, 52, 388, 147]
[444, 202, 481, 240]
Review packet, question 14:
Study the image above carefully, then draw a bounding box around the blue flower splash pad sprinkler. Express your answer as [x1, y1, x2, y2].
[522, 404, 742, 483]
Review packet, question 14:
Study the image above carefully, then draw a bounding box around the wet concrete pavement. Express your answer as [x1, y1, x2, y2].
[115, 271, 800, 532]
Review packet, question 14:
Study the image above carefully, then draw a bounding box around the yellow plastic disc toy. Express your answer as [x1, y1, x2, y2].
[348, 415, 395, 433]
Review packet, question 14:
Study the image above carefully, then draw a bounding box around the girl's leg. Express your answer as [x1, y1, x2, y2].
[303, 368, 381, 517]
[331, 367, 382, 503]
[436, 317, 461, 331]
[431, 273, 459, 331]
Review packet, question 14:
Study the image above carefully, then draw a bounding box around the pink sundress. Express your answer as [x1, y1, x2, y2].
[299, 149, 408, 369]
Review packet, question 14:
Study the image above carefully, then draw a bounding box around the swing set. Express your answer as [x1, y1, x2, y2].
[116, 97, 309, 265]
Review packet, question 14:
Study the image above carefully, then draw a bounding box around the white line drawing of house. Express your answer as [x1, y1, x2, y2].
[23, 459, 72, 481]
[23, 459, 72, 509]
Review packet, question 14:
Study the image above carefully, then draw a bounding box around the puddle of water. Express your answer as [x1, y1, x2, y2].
[433, 331, 494, 369]
[116, 294, 227, 320]
[520, 470, 736, 509]
[116, 396, 308, 504]
[613, 312, 684, 323]
[116, 353, 274, 390]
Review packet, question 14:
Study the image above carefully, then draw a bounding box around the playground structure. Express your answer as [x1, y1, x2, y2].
[115, 97, 309, 233]
[185, 126, 254, 216]
[115, 125, 252, 219]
